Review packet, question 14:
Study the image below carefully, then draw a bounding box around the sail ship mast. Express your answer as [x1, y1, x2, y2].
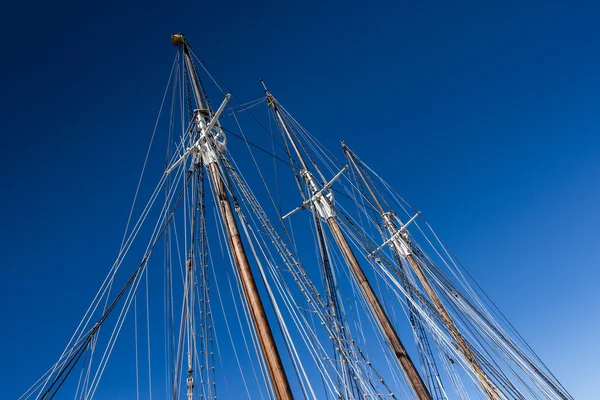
[342, 143, 501, 399]
[263, 83, 432, 400]
[171, 34, 294, 400]
[19, 33, 575, 400]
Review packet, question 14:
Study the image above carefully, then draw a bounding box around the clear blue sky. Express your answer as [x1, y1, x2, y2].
[1, 0, 599, 398]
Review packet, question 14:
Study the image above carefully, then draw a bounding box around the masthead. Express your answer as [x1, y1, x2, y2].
[171, 33, 186, 46]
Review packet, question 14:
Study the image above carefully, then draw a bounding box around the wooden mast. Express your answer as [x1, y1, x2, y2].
[342, 144, 501, 400]
[265, 87, 432, 400]
[172, 34, 294, 400]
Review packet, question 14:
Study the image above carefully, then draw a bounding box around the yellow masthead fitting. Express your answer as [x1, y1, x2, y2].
[171, 33, 186, 46]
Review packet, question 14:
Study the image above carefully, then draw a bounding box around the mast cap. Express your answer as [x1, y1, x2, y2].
[171, 33, 186, 46]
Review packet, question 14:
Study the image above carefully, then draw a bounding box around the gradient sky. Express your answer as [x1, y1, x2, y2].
[1, 0, 599, 398]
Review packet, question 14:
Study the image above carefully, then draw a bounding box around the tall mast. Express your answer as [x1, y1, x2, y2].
[342, 143, 501, 400]
[171, 34, 294, 400]
[264, 83, 432, 400]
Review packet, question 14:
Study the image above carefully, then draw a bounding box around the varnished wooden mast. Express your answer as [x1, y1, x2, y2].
[207, 163, 294, 400]
[326, 218, 432, 400]
[173, 35, 294, 400]
[343, 144, 500, 400]
[266, 89, 432, 400]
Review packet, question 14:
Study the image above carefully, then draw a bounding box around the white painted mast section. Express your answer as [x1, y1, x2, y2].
[281, 166, 348, 221]
[169, 35, 294, 400]
[164, 93, 231, 176]
[342, 143, 502, 400]
[264, 84, 432, 400]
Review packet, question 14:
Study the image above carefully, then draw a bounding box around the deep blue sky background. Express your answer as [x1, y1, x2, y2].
[1, 0, 599, 398]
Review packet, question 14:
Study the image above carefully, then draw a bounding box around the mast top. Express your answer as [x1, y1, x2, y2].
[171, 32, 207, 111]
[260, 78, 277, 109]
[172, 33, 193, 55]
[171, 33, 186, 46]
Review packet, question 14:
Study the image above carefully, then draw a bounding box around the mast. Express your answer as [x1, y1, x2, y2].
[171, 34, 294, 400]
[264, 83, 432, 400]
[342, 143, 501, 400]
